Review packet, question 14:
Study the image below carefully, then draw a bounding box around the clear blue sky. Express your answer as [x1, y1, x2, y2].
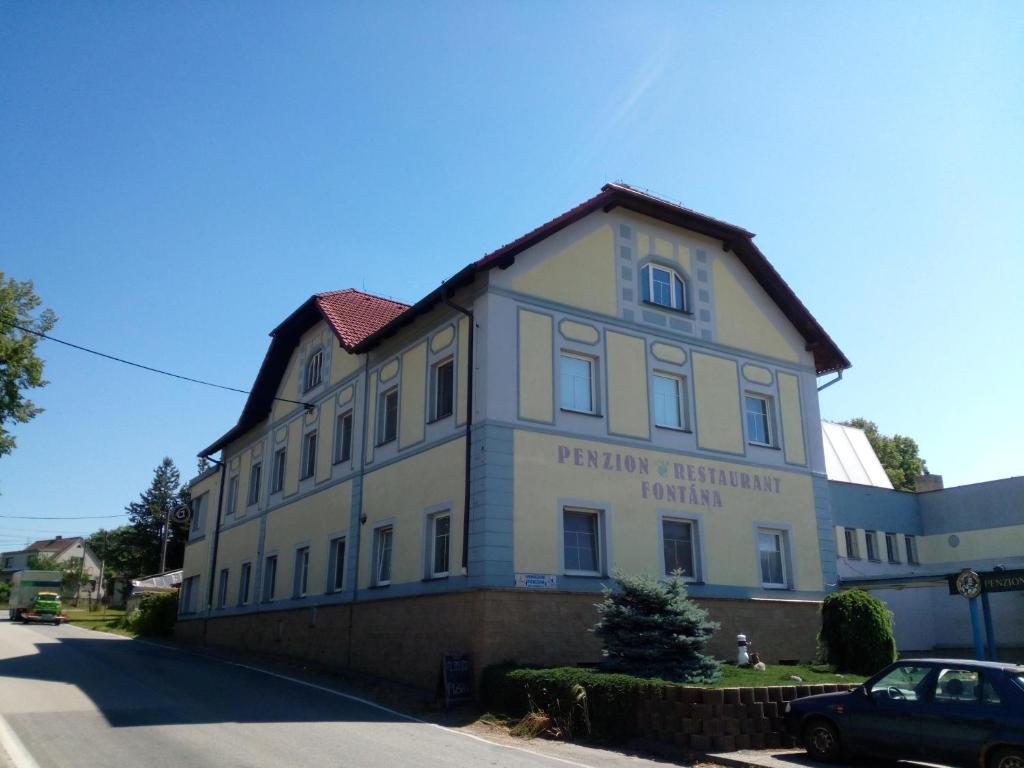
[2, 2, 1021, 550]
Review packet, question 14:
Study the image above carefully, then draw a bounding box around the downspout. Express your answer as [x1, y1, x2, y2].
[201, 456, 227, 642]
[347, 351, 371, 668]
[817, 370, 843, 392]
[443, 297, 474, 571]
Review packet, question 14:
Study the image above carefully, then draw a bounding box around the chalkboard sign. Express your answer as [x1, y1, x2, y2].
[442, 654, 472, 707]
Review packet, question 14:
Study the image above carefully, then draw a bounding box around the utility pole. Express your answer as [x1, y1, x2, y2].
[159, 505, 170, 574]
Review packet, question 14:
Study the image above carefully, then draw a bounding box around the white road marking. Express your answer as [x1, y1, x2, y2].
[0, 715, 41, 768]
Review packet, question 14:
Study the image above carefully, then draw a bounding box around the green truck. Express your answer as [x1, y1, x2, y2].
[9, 570, 66, 624]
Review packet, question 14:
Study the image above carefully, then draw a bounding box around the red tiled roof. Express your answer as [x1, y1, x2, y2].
[27, 538, 80, 554]
[315, 289, 409, 351]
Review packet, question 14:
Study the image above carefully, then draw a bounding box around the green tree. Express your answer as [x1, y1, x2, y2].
[0, 274, 57, 458]
[818, 589, 897, 675]
[841, 418, 928, 492]
[594, 571, 721, 683]
[27, 553, 84, 600]
[123, 458, 191, 575]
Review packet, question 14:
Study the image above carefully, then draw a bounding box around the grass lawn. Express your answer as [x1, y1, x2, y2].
[63, 607, 136, 637]
[709, 661, 864, 688]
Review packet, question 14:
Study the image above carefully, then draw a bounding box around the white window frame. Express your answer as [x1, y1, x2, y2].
[262, 555, 277, 602]
[559, 352, 597, 415]
[377, 387, 399, 445]
[905, 534, 919, 565]
[373, 524, 394, 586]
[660, 515, 701, 581]
[304, 349, 324, 391]
[744, 393, 774, 447]
[640, 263, 688, 312]
[653, 372, 686, 430]
[300, 431, 317, 480]
[844, 527, 860, 559]
[238, 561, 252, 606]
[328, 536, 346, 593]
[247, 462, 262, 507]
[561, 507, 603, 576]
[226, 475, 240, 516]
[190, 493, 207, 536]
[885, 532, 901, 563]
[430, 358, 455, 422]
[216, 568, 229, 609]
[293, 546, 310, 598]
[271, 448, 286, 493]
[756, 527, 789, 589]
[865, 529, 879, 561]
[428, 511, 451, 578]
[334, 410, 353, 464]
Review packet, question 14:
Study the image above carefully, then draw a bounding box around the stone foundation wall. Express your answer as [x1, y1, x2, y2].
[175, 589, 823, 691]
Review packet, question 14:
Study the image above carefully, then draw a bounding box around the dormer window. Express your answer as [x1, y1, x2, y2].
[304, 350, 324, 391]
[641, 264, 687, 312]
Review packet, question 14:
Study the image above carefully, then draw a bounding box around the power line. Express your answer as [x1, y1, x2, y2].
[3, 320, 315, 409]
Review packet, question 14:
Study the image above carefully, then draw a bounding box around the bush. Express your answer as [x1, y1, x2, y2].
[0, 581, 9, 604]
[594, 571, 720, 682]
[124, 592, 178, 636]
[818, 589, 897, 675]
[481, 664, 654, 742]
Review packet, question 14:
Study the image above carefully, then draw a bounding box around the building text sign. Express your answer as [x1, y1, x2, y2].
[947, 568, 1024, 597]
[556, 444, 783, 509]
[515, 573, 557, 590]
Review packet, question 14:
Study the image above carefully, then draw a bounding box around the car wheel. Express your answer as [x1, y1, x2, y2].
[803, 718, 843, 762]
[990, 748, 1024, 768]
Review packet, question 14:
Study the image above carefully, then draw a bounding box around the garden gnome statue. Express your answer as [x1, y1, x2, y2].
[737, 633, 750, 666]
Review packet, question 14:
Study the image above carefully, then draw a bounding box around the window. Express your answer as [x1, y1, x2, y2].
[870, 664, 930, 701]
[885, 532, 901, 563]
[432, 359, 454, 421]
[373, 526, 393, 585]
[247, 462, 262, 506]
[334, 411, 353, 464]
[262, 555, 277, 602]
[304, 349, 324, 391]
[271, 448, 286, 493]
[653, 374, 684, 429]
[844, 527, 860, 559]
[226, 475, 240, 516]
[217, 568, 229, 609]
[865, 530, 879, 561]
[640, 264, 687, 312]
[190, 493, 207, 535]
[378, 387, 398, 444]
[745, 395, 773, 446]
[180, 575, 199, 614]
[300, 431, 317, 480]
[429, 513, 451, 578]
[662, 518, 697, 579]
[238, 562, 252, 606]
[758, 529, 787, 587]
[563, 508, 601, 575]
[560, 354, 595, 414]
[329, 537, 346, 592]
[905, 535, 919, 565]
[293, 547, 310, 597]
[935, 668, 980, 703]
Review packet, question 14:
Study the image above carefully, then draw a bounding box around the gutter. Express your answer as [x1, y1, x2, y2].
[443, 294, 474, 571]
[200, 456, 227, 639]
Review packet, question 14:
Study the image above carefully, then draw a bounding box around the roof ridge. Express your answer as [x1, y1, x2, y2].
[314, 288, 411, 308]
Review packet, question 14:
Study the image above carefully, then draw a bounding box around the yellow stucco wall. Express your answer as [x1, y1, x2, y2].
[605, 331, 650, 439]
[330, 345, 361, 385]
[919, 524, 1024, 564]
[777, 372, 806, 466]
[212, 518, 262, 605]
[263, 481, 351, 600]
[284, 419, 301, 496]
[359, 438, 465, 588]
[365, 372, 378, 463]
[514, 431, 820, 591]
[456, 316, 469, 425]
[510, 223, 617, 316]
[518, 310, 553, 422]
[692, 352, 744, 454]
[399, 342, 427, 448]
[315, 401, 334, 482]
[713, 254, 804, 364]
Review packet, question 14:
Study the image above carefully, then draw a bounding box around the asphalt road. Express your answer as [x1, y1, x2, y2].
[0, 619, 677, 768]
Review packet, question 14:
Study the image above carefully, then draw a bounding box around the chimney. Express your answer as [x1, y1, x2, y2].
[914, 474, 944, 493]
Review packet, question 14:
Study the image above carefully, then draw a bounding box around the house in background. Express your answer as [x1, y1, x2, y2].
[179, 182, 852, 689]
[823, 421, 1024, 660]
[1, 536, 103, 600]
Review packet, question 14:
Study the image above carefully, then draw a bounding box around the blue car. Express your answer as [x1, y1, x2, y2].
[784, 658, 1024, 767]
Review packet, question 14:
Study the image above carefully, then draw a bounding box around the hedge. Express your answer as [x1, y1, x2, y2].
[482, 664, 655, 742]
[124, 592, 178, 636]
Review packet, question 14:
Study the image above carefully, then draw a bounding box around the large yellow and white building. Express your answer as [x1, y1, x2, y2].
[178, 183, 852, 686]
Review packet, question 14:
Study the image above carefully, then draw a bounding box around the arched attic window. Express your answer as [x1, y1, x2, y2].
[304, 349, 324, 391]
[640, 264, 688, 313]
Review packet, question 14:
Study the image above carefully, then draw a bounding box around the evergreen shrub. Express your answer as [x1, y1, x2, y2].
[125, 592, 178, 636]
[818, 589, 897, 675]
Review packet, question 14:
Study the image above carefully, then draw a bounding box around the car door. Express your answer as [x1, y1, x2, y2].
[846, 663, 932, 760]
[917, 667, 1004, 767]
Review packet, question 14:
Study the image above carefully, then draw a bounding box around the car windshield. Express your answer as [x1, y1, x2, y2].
[871, 664, 931, 701]
[1011, 674, 1024, 691]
